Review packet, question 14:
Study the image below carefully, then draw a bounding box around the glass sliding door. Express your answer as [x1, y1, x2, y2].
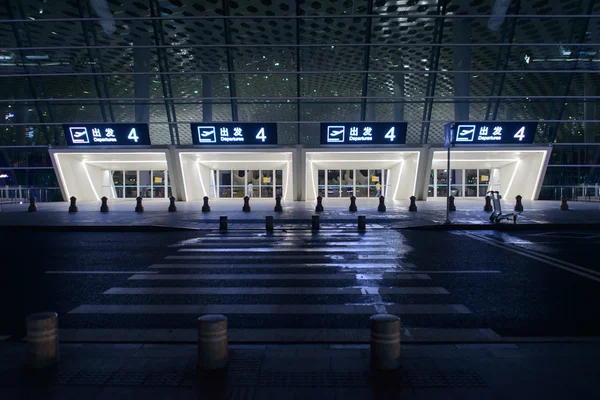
[232, 170, 245, 198]
[261, 170, 274, 198]
[327, 169, 341, 197]
[355, 170, 369, 197]
[340, 169, 354, 197]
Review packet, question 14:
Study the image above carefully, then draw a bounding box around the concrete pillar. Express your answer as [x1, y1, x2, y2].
[370, 314, 401, 370]
[584, 74, 598, 143]
[133, 34, 150, 123]
[26, 312, 59, 369]
[202, 75, 213, 122]
[453, 20, 471, 121]
[393, 73, 405, 121]
[197, 314, 228, 370]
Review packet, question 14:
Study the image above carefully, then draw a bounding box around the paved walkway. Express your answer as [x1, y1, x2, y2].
[1, 341, 598, 399]
[1, 198, 599, 229]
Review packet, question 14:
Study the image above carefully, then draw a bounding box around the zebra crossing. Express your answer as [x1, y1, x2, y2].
[59, 229, 500, 343]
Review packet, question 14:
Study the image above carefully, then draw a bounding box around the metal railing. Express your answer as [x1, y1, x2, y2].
[0, 186, 63, 204]
[539, 185, 600, 201]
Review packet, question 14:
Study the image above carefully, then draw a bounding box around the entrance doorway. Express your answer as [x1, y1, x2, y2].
[317, 169, 389, 198]
[111, 170, 171, 199]
[212, 169, 283, 199]
[428, 168, 494, 198]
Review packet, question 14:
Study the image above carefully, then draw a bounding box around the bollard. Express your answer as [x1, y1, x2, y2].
[202, 196, 211, 212]
[274, 196, 283, 212]
[26, 312, 59, 369]
[409, 195, 418, 212]
[560, 195, 569, 211]
[312, 215, 320, 230]
[28, 196, 37, 212]
[484, 195, 493, 212]
[219, 216, 228, 231]
[370, 314, 401, 370]
[448, 195, 456, 212]
[197, 314, 228, 370]
[168, 196, 177, 212]
[266, 216, 274, 231]
[315, 196, 324, 212]
[135, 196, 144, 212]
[100, 196, 109, 212]
[68, 196, 78, 213]
[349, 195, 357, 212]
[358, 215, 366, 231]
[242, 196, 251, 212]
[514, 195, 523, 212]
[377, 196, 386, 212]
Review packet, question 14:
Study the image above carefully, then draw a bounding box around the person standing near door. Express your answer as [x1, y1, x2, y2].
[375, 182, 381, 197]
[247, 182, 254, 198]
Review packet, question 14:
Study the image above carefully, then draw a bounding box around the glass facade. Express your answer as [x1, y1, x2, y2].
[0, 1, 598, 200]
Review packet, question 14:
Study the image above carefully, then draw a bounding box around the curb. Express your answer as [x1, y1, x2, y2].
[402, 223, 600, 231]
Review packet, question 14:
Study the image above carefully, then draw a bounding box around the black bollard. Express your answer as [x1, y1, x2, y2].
[100, 196, 109, 212]
[202, 196, 211, 212]
[68, 196, 78, 213]
[349, 196, 357, 212]
[266, 216, 274, 231]
[315, 196, 324, 212]
[484, 195, 493, 212]
[220, 216, 228, 230]
[312, 215, 320, 230]
[377, 196, 386, 212]
[560, 195, 569, 211]
[514, 195, 523, 212]
[242, 196, 251, 212]
[274, 196, 283, 212]
[358, 215, 366, 231]
[135, 196, 144, 212]
[448, 195, 456, 212]
[168, 196, 177, 212]
[409, 195, 418, 212]
[28, 196, 37, 212]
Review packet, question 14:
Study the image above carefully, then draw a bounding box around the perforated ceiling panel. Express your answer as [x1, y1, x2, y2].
[0, 0, 597, 145]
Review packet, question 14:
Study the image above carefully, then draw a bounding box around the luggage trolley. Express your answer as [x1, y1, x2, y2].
[487, 191, 517, 224]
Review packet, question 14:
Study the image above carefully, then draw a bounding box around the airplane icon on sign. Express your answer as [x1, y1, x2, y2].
[327, 126, 345, 142]
[455, 125, 476, 142]
[197, 126, 216, 143]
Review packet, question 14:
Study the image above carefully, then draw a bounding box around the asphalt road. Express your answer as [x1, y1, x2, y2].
[1, 228, 599, 341]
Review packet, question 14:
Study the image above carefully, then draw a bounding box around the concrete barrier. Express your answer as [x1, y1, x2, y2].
[100, 196, 109, 212]
[274, 196, 283, 212]
[315, 196, 324, 212]
[370, 314, 401, 370]
[68, 196, 78, 213]
[560, 196, 569, 210]
[242, 196, 251, 212]
[312, 215, 320, 230]
[358, 215, 366, 231]
[514, 195, 523, 212]
[409, 196, 417, 212]
[377, 196, 386, 212]
[266, 216, 274, 231]
[168, 196, 177, 212]
[197, 314, 228, 370]
[28, 197, 37, 212]
[448, 195, 456, 212]
[26, 312, 59, 369]
[484, 195, 493, 212]
[202, 196, 211, 212]
[349, 196, 357, 212]
[219, 216, 228, 231]
[135, 196, 144, 212]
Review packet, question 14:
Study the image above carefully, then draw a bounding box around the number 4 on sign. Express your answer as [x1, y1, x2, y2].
[128, 128, 139, 142]
[514, 126, 526, 141]
[384, 127, 396, 141]
[256, 127, 266, 142]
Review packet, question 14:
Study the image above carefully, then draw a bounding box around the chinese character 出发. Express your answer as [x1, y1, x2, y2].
[363, 127, 373, 136]
[233, 127, 243, 137]
[220, 127, 229, 137]
[105, 128, 115, 137]
[350, 127, 359, 136]
[492, 126, 502, 136]
[479, 126, 489, 136]
[92, 128, 101, 137]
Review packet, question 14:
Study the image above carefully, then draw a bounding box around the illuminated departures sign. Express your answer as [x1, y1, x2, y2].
[190, 123, 278, 145]
[448, 122, 538, 145]
[320, 122, 407, 145]
[63, 123, 151, 146]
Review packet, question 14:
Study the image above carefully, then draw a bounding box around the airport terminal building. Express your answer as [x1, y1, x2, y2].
[0, 0, 598, 204]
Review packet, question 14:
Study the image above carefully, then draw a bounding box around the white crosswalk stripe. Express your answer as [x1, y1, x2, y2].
[65, 230, 496, 342]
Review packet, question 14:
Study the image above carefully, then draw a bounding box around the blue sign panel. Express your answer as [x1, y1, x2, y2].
[320, 122, 407, 145]
[190, 123, 278, 145]
[63, 123, 151, 146]
[447, 122, 538, 145]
